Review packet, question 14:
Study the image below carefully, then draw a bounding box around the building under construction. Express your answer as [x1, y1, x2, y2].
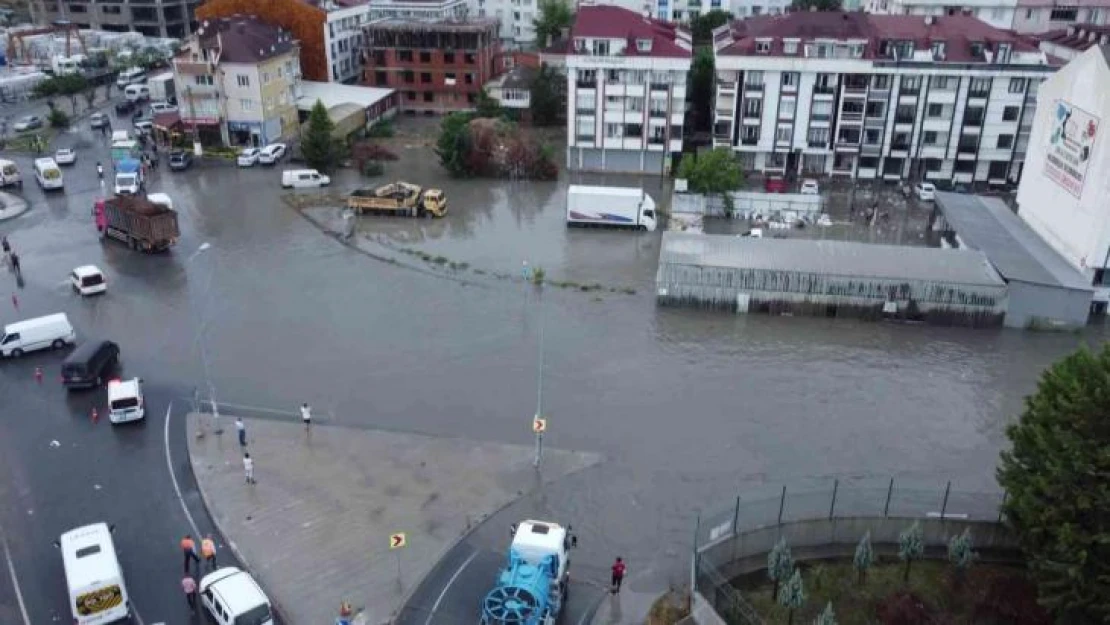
[361, 17, 502, 113]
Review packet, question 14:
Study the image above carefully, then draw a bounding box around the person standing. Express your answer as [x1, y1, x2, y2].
[201, 535, 217, 570]
[10, 251, 21, 278]
[180, 534, 200, 574]
[243, 452, 255, 484]
[235, 417, 246, 447]
[300, 403, 312, 430]
[610, 557, 626, 594]
[181, 574, 197, 611]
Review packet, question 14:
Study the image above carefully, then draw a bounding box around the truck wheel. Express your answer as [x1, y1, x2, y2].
[639, 225, 648, 232]
[51, 339, 65, 349]
[129, 237, 137, 250]
[10, 349, 23, 358]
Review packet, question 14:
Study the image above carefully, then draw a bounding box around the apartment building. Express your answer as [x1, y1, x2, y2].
[545, 5, 692, 174]
[365, 0, 469, 21]
[1012, 0, 1110, 33]
[867, 0, 1110, 32]
[327, 4, 370, 83]
[32, 0, 200, 37]
[361, 18, 502, 112]
[712, 12, 1057, 184]
[1035, 23, 1110, 61]
[477, 0, 541, 44]
[195, 0, 329, 82]
[174, 16, 301, 146]
[655, 0, 789, 23]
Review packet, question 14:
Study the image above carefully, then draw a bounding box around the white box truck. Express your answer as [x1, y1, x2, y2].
[147, 71, 176, 104]
[566, 185, 657, 232]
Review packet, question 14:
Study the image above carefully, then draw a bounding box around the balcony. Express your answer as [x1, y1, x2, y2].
[843, 81, 868, 93]
[810, 113, 830, 122]
[742, 110, 761, 120]
[900, 86, 920, 96]
[650, 109, 667, 118]
[835, 142, 860, 151]
[957, 142, 978, 155]
[808, 140, 827, 148]
[742, 83, 763, 93]
[813, 84, 835, 95]
[741, 136, 759, 146]
[962, 114, 984, 126]
[575, 134, 595, 144]
[576, 107, 595, 117]
[175, 61, 212, 75]
[840, 111, 863, 122]
[649, 82, 669, 91]
[576, 79, 596, 89]
[648, 136, 666, 146]
[891, 142, 910, 151]
[968, 89, 989, 99]
[894, 115, 914, 125]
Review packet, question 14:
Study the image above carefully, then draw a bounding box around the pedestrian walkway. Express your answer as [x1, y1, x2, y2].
[590, 584, 667, 624]
[187, 413, 601, 625]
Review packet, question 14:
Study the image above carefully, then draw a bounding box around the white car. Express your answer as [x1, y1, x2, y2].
[13, 115, 43, 131]
[149, 101, 177, 115]
[133, 119, 153, 135]
[199, 567, 274, 625]
[799, 179, 819, 195]
[54, 148, 77, 165]
[107, 377, 145, 423]
[70, 265, 106, 296]
[258, 143, 287, 165]
[915, 182, 937, 201]
[237, 148, 261, 167]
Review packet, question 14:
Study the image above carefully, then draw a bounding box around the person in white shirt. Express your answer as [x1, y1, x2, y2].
[300, 403, 312, 430]
[243, 452, 255, 484]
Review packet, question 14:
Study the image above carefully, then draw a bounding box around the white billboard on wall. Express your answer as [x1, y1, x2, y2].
[1044, 100, 1100, 198]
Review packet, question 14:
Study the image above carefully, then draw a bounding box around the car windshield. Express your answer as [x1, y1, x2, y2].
[81, 274, 104, 286]
[58, 149, 72, 155]
[111, 396, 139, 410]
[118, 175, 136, 185]
[243, 150, 257, 156]
[18, 116, 33, 123]
[234, 603, 272, 625]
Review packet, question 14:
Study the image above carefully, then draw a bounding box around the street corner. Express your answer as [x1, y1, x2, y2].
[183, 411, 603, 625]
[0, 192, 30, 221]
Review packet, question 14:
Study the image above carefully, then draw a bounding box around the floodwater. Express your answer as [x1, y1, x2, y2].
[1, 115, 1106, 589]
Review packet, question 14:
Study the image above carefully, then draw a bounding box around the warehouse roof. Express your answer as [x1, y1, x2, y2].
[934, 192, 1092, 292]
[660, 232, 1005, 287]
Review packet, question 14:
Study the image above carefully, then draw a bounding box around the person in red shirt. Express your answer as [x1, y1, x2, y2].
[610, 557, 626, 593]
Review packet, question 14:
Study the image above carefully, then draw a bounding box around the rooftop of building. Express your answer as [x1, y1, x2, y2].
[553, 4, 692, 59]
[934, 193, 1092, 292]
[659, 231, 1006, 287]
[491, 64, 538, 90]
[1035, 23, 1110, 52]
[363, 16, 499, 32]
[716, 11, 1041, 62]
[296, 80, 393, 111]
[192, 15, 297, 64]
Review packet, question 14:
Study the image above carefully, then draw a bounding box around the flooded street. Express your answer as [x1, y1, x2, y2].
[1, 116, 1105, 587]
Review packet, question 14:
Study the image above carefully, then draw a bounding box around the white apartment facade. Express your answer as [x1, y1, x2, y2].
[712, 12, 1057, 183]
[867, 0, 1110, 32]
[1016, 45, 1110, 311]
[326, 5, 370, 83]
[477, 0, 538, 44]
[655, 0, 789, 23]
[366, 0, 469, 21]
[866, 0, 1019, 30]
[555, 4, 693, 174]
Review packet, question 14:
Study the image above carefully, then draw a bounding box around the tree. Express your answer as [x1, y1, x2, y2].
[532, 0, 573, 48]
[790, 0, 842, 9]
[767, 537, 795, 599]
[435, 112, 475, 176]
[813, 602, 837, 625]
[32, 73, 88, 99]
[777, 568, 806, 625]
[947, 528, 977, 574]
[48, 108, 70, 129]
[690, 47, 714, 132]
[475, 89, 502, 119]
[529, 64, 564, 127]
[676, 148, 743, 213]
[301, 99, 338, 172]
[997, 345, 1110, 623]
[690, 9, 731, 45]
[853, 531, 874, 586]
[898, 521, 924, 583]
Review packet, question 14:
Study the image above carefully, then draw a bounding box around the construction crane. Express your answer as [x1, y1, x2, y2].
[6, 20, 87, 65]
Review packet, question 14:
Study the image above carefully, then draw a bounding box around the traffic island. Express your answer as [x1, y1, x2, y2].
[0, 192, 29, 221]
[186, 413, 601, 625]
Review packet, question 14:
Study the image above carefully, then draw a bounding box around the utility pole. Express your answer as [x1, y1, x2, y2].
[533, 288, 545, 469]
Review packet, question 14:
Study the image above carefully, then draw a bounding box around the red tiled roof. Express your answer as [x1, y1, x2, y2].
[1035, 23, 1110, 52]
[196, 16, 297, 64]
[568, 5, 691, 59]
[718, 12, 1040, 62]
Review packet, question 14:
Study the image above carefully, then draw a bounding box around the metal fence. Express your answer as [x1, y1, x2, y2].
[691, 479, 1007, 625]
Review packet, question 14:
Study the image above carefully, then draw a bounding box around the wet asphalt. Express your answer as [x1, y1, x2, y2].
[0, 105, 1107, 622]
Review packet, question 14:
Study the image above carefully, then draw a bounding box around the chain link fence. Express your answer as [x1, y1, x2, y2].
[691, 478, 1007, 625]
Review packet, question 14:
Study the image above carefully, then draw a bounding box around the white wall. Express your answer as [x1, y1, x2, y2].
[221, 63, 263, 122]
[326, 5, 369, 84]
[1017, 46, 1110, 275]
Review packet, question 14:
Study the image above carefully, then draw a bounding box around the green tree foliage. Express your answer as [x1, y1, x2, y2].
[853, 531, 874, 585]
[767, 537, 795, 599]
[898, 521, 925, 583]
[813, 602, 837, 625]
[48, 108, 70, 129]
[33, 73, 89, 98]
[529, 64, 565, 127]
[301, 99, 339, 172]
[690, 9, 732, 45]
[676, 148, 743, 213]
[777, 568, 807, 625]
[532, 0, 573, 47]
[947, 528, 977, 571]
[435, 112, 476, 176]
[997, 345, 1110, 623]
[791, 0, 842, 9]
[690, 47, 714, 132]
[475, 89, 502, 119]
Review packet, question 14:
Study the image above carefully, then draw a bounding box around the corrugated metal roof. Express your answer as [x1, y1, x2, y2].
[934, 192, 1093, 292]
[659, 232, 1006, 287]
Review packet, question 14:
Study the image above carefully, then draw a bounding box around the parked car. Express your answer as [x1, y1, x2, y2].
[258, 143, 287, 165]
[237, 148, 261, 167]
[89, 112, 109, 129]
[915, 182, 937, 201]
[133, 119, 153, 135]
[168, 150, 192, 171]
[115, 100, 134, 115]
[799, 179, 819, 195]
[13, 115, 43, 131]
[54, 148, 77, 165]
[199, 567, 274, 625]
[764, 176, 787, 193]
[149, 101, 177, 115]
[70, 265, 107, 296]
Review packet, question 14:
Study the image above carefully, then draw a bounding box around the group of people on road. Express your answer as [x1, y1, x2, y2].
[180, 533, 219, 611]
[235, 403, 313, 486]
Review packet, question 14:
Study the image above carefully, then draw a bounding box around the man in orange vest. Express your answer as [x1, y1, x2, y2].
[201, 535, 217, 571]
[181, 534, 200, 574]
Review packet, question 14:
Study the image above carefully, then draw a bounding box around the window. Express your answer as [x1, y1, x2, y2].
[783, 39, 798, 54]
[743, 98, 761, 116]
[421, 72, 431, 83]
[756, 40, 771, 53]
[608, 69, 621, 83]
[871, 75, 891, 90]
[859, 156, 880, 169]
[1002, 106, 1020, 121]
[927, 103, 944, 118]
[864, 128, 881, 145]
[923, 131, 947, 146]
[996, 134, 1014, 149]
[1009, 78, 1025, 93]
[575, 117, 595, 139]
[744, 71, 763, 86]
[775, 125, 791, 142]
[398, 50, 413, 62]
[779, 98, 795, 118]
[465, 73, 474, 85]
[968, 77, 990, 94]
[193, 74, 213, 86]
[1025, 7, 1034, 18]
[807, 127, 829, 144]
[865, 101, 885, 118]
[445, 52, 455, 63]
[901, 75, 921, 91]
[423, 92, 434, 102]
[236, 74, 249, 87]
[628, 97, 644, 112]
[403, 70, 414, 84]
[636, 39, 652, 52]
[741, 126, 759, 142]
[605, 122, 623, 138]
[781, 72, 798, 88]
[954, 160, 976, 173]
[931, 41, 946, 58]
[811, 100, 832, 118]
[925, 158, 943, 172]
[406, 91, 416, 100]
[1049, 6, 1078, 20]
[592, 40, 610, 56]
[932, 76, 952, 90]
[239, 98, 254, 111]
[420, 51, 431, 62]
[624, 123, 643, 137]
[988, 161, 1009, 179]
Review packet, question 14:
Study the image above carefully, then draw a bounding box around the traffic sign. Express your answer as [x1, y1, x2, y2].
[532, 417, 547, 433]
[390, 533, 407, 549]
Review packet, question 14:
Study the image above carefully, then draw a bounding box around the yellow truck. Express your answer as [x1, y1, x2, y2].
[347, 181, 448, 218]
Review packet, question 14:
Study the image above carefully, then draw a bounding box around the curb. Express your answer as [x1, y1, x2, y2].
[0, 193, 29, 221]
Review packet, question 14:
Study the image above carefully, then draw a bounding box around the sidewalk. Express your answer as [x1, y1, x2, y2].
[186, 413, 601, 625]
[590, 586, 662, 625]
[0, 192, 28, 221]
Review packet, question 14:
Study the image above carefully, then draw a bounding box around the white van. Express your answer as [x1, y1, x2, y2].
[34, 157, 64, 191]
[0, 159, 21, 188]
[108, 378, 145, 423]
[58, 523, 132, 625]
[124, 84, 150, 102]
[1, 313, 77, 358]
[110, 130, 131, 143]
[200, 567, 274, 625]
[116, 67, 145, 88]
[281, 169, 331, 189]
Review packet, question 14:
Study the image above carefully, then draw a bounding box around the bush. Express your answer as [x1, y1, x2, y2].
[361, 160, 384, 177]
[366, 120, 394, 138]
[973, 575, 1051, 625]
[48, 108, 70, 129]
[874, 591, 933, 625]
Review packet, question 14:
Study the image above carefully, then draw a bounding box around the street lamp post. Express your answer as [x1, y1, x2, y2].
[533, 288, 545, 469]
[189, 242, 221, 434]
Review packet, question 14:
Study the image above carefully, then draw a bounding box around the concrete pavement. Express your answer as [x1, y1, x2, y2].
[187, 413, 601, 625]
[0, 192, 28, 220]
